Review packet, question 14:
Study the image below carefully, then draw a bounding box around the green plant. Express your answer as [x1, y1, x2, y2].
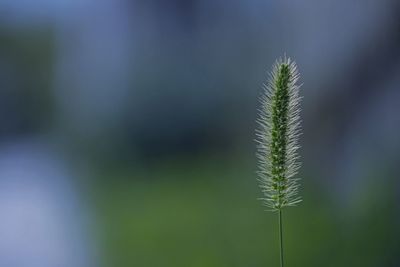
[256, 56, 302, 267]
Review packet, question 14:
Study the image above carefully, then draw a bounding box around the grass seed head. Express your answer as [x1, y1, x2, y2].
[256, 56, 302, 211]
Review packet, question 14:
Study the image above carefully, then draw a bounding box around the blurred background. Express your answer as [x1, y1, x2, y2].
[0, 0, 400, 266]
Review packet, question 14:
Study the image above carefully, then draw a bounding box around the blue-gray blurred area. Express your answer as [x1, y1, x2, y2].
[1, 0, 400, 266]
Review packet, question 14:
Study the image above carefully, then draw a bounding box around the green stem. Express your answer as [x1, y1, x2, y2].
[278, 209, 284, 267]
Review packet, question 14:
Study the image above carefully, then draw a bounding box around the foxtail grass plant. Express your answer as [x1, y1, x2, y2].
[256, 56, 302, 267]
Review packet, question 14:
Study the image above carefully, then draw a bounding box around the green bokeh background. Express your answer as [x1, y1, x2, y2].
[92, 158, 399, 266]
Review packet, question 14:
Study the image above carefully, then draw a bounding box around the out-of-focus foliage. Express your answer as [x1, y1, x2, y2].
[93, 159, 399, 267]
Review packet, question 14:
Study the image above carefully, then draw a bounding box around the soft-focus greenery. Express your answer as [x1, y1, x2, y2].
[92, 158, 399, 267]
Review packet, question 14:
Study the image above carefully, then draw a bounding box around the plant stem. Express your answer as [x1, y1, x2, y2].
[278, 209, 284, 267]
